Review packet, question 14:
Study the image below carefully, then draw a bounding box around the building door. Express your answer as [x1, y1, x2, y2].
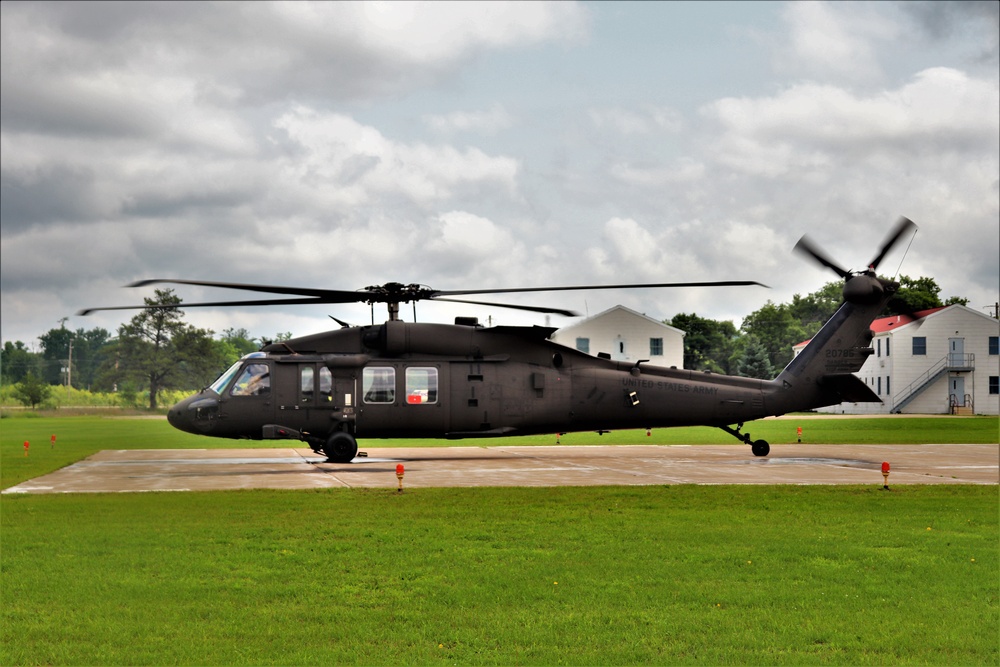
[951, 376, 966, 407]
[612, 335, 627, 361]
[949, 337, 965, 367]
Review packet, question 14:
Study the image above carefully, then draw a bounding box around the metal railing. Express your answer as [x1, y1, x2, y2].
[892, 353, 975, 413]
[949, 393, 974, 414]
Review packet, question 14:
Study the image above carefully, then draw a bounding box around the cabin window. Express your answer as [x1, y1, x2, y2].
[650, 338, 663, 356]
[362, 367, 395, 403]
[300, 366, 314, 399]
[886, 338, 890, 357]
[990, 336, 999, 355]
[576, 337, 590, 353]
[912, 337, 927, 355]
[231, 363, 270, 397]
[319, 367, 332, 401]
[405, 367, 438, 404]
[877, 339, 881, 357]
[989, 376, 998, 395]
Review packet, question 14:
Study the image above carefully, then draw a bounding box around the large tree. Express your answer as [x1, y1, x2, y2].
[735, 335, 775, 379]
[668, 313, 740, 374]
[38, 325, 112, 388]
[788, 281, 843, 338]
[883, 275, 967, 316]
[739, 301, 809, 371]
[215, 327, 260, 365]
[1, 341, 43, 385]
[38, 324, 75, 384]
[115, 289, 225, 408]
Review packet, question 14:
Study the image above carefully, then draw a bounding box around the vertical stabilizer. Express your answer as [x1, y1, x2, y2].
[772, 275, 897, 412]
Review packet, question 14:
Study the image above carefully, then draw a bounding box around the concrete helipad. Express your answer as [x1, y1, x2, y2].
[3, 444, 997, 494]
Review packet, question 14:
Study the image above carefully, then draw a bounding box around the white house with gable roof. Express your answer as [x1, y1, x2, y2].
[551, 305, 685, 369]
[792, 304, 999, 415]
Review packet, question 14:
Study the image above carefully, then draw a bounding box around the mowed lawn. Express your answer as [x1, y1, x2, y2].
[1, 415, 998, 665]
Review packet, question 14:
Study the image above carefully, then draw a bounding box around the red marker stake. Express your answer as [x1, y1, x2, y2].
[24, 441, 29, 457]
[881, 461, 890, 490]
[396, 464, 405, 493]
[51, 434, 56, 449]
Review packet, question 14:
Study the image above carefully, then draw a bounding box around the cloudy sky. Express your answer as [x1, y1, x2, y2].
[2, 1, 998, 348]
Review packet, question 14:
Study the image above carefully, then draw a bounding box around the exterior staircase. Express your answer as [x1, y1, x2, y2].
[891, 353, 974, 413]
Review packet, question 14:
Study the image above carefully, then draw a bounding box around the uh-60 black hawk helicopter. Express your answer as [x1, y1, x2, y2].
[81, 218, 916, 463]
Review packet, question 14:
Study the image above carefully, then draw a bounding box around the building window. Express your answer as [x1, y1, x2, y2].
[886, 338, 890, 357]
[990, 336, 999, 355]
[912, 337, 927, 355]
[576, 337, 590, 353]
[886, 376, 890, 396]
[877, 339, 881, 357]
[990, 376, 999, 395]
[650, 338, 663, 356]
[877, 376, 882, 395]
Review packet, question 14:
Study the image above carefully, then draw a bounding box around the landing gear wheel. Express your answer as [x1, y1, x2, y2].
[751, 440, 770, 457]
[324, 432, 358, 463]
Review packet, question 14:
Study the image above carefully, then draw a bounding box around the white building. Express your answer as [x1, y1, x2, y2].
[551, 305, 685, 368]
[793, 304, 999, 415]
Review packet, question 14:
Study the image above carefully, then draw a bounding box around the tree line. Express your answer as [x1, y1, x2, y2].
[2, 289, 290, 409]
[3, 277, 966, 408]
[670, 275, 968, 379]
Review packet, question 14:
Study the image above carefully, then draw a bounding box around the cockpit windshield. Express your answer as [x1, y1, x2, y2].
[208, 352, 266, 395]
[209, 361, 243, 395]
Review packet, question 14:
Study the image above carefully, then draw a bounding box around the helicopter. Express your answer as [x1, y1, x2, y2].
[80, 218, 916, 462]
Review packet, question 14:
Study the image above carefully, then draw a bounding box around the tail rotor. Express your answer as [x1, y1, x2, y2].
[794, 216, 917, 280]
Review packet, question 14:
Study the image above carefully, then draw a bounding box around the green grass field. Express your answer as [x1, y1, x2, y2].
[1, 415, 997, 665]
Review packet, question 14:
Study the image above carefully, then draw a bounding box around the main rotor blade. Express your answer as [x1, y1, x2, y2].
[433, 280, 768, 297]
[80, 278, 765, 318]
[867, 216, 917, 271]
[432, 297, 578, 317]
[128, 278, 367, 301]
[77, 297, 336, 316]
[792, 235, 852, 279]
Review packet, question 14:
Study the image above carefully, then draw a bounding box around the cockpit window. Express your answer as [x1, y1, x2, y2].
[209, 360, 244, 395]
[230, 363, 271, 397]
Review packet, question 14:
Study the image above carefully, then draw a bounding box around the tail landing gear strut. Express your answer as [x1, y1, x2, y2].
[719, 423, 770, 457]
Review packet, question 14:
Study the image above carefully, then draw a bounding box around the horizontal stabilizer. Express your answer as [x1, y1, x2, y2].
[819, 374, 882, 403]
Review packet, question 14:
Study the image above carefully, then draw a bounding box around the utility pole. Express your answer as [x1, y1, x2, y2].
[68, 339, 73, 391]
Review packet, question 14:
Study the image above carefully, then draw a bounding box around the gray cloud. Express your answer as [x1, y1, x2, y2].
[1, 1, 996, 349]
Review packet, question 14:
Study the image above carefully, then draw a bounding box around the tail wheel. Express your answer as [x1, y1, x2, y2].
[324, 432, 358, 463]
[751, 440, 770, 457]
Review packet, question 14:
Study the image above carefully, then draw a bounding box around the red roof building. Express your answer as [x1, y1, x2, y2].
[792, 304, 998, 415]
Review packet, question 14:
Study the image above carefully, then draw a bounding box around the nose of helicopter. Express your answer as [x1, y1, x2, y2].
[167, 392, 219, 435]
